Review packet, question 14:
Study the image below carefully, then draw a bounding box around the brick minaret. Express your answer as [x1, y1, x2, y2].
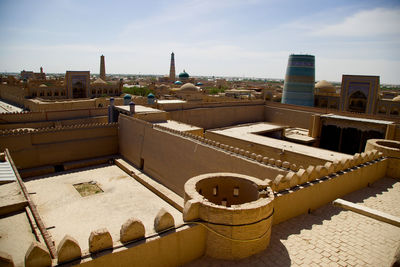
[100, 55, 106, 80]
[169, 52, 175, 82]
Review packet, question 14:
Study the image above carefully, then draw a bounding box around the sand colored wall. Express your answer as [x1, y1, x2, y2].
[166, 102, 265, 129]
[265, 101, 400, 124]
[0, 108, 108, 124]
[119, 115, 286, 197]
[365, 139, 400, 178]
[79, 225, 205, 267]
[264, 104, 315, 129]
[205, 131, 327, 167]
[0, 116, 108, 130]
[0, 84, 26, 106]
[0, 123, 118, 169]
[273, 158, 388, 224]
[23, 97, 124, 112]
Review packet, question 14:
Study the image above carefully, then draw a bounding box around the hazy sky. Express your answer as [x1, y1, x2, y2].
[0, 0, 399, 83]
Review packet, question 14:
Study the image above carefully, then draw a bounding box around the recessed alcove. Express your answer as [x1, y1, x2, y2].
[195, 175, 262, 207]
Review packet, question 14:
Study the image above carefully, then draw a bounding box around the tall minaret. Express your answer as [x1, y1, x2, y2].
[100, 55, 106, 80]
[169, 52, 175, 82]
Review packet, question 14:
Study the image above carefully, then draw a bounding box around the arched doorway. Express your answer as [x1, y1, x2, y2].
[72, 81, 86, 98]
[348, 91, 367, 113]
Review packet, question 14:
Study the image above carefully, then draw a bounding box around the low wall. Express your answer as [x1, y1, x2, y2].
[273, 158, 388, 224]
[0, 108, 108, 124]
[264, 104, 316, 129]
[0, 116, 108, 130]
[23, 97, 124, 112]
[166, 101, 265, 129]
[119, 115, 287, 196]
[0, 84, 26, 106]
[365, 139, 400, 178]
[205, 131, 328, 167]
[79, 225, 206, 267]
[0, 123, 118, 169]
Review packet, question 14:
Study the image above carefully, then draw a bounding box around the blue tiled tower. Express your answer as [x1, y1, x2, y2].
[281, 54, 315, 107]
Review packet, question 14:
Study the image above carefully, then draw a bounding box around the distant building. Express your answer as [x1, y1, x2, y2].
[65, 71, 91, 98]
[314, 80, 340, 109]
[100, 55, 106, 80]
[178, 70, 189, 82]
[339, 75, 379, 114]
[169, 52, 176, 82]
[21, 67, 46, 80]
[313, 75, 400, 117]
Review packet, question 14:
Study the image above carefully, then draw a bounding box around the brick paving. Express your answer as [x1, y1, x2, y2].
[186, 177, 400, 267]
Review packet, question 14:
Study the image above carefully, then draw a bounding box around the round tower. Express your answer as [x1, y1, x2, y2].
[183, 173, 274, 260]
[281, 54, 315, 107]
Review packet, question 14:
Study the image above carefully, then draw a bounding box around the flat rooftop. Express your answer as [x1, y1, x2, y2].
[209, 122, 352, 162]
[0, 182, 34, 266]
[156, 100, 186, 104]
[321, 114, 394, 125]
[24, 164, 183, 252]
[115, 105, 166, 114]
[153, 120, 203, 132]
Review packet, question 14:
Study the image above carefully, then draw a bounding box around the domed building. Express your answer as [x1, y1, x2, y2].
[315, 80, 336, 94]
[314, 80, 340, 109]
[178, 70, 190, 81]
[175, 83, 202, 101]
[179, 83, 199, 92]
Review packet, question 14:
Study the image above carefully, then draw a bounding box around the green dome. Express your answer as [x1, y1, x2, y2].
[178, 70, 189, 78]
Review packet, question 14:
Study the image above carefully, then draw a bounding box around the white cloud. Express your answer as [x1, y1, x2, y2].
[312, 8, 400, 37]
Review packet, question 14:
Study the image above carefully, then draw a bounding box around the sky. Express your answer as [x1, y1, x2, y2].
[0, 0, 399, 84]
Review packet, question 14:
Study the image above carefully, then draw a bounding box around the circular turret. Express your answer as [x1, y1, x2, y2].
[183, 173, 274, 260]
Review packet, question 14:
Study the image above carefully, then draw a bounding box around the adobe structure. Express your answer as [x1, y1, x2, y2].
[0, 95, 399, 266]
[0, 52, 400, 266]
[0, 55, 122, 109]
[314, 75, 400, 117]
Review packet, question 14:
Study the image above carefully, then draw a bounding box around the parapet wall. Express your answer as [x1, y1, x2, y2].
[365, 139, 400, 178]
[272, 152, 387, 224]
[0, 84, 26, 106]
[118, 114, 287, 196]
[264, 104, 316, 129]
[0, 116, 108, 130]
[16, 211, 206, 267]
[205, 130, 329, 167]
[0, 108, 108, 124]
[23, 97, 125, 112]
[0, 123, 118, 169]
[166, 101, 265, 129]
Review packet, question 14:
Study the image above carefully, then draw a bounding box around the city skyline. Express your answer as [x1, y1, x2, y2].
[0, 0, 399, 84]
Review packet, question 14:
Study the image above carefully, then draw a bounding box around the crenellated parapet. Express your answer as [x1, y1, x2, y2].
[153, 123, 296, 173]
[19, 209, 176, 266]
[271, 149, 385, 192]
[0, 122, 118, 136]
